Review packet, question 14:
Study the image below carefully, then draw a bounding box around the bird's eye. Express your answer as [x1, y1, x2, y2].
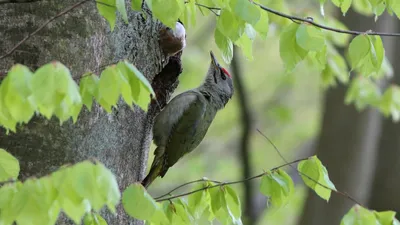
[220, 69, 227, 80]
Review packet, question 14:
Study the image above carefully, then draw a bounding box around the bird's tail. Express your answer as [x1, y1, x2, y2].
[141, 147, 164, 188]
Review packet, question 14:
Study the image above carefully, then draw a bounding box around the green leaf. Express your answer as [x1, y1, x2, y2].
[368, 35, 384, 73]
[208, 186, 223, 216]
[296, 24, 325, 51]
[348, 34, 370, 71]
[116, 0, 128, 23]
[319, 0, 326, 16]
[1, 64, 35, 124]
[279, 23, 308, 72]
[84, 213, 108, 225]
[331, 0, 353, 15]
[340, 205, 377, 225]
[235, 32, 254, 61]
[345, 77, 381, 110]
[259, 169, 294, 208]
[214, 29, 234, 64]
[298, 156, 336, 201]
[179, 0, 196, 28]
[174, 199, 195, 224]
[96, 0, 117, 31]
[374, 210, 397, 225]
[230, 0, 260, 25]
[94, 163, 121, 214]
[188, 184, 210, 219]
[96, 66, 121, 112]
[131, 0, 142, 10]
[253, 9, 269, 39]
[13, 178, 59, 225]
[117, 61, 154, 111]
[123, 183, 159, 221]
[379, 85, 400, 121]
[80, 74, 99, 111]
[224, 186, 241, 220]
[150, 0, 184, 28]
[51, 161, 120, 224]
[31, 61, 82, 123]
[387, 0, 400, 19]
[321, 45, 349, 87]
[216, 9, 246, 42]
[0, 149, 19, 182]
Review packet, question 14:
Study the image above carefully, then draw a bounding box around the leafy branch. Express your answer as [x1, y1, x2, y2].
[153, 128, 363, 209]
[252, 2, 400, 37]
[255, 128, 365, 207]
[154, 157, 307, 202]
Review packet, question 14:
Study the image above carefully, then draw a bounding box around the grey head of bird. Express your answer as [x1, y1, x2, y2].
[200, 51, 234, 109]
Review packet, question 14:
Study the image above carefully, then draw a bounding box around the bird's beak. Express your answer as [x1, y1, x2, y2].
[210, 51, 219, 68]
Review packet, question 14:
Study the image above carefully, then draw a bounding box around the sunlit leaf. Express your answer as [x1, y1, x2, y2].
[0, 148, 19, 182]
[215, 29, 234, 64]
[96, 0, 117, 31]
[296, 24, 325, 51]
[80, 74, 99, 111]
[298, 156, 336, 201]
[122, 183, 159, 221]
[230, 0, 260, 25]
[340, 205, 377, 225]
[259, 169, 294, 208]
[217, 9, 246, 42]
[279, 23, 308, 72]
[150, 0, 184, 28]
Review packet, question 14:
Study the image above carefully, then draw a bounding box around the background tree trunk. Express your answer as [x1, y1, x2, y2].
[297, 8, 383, 225]
[0, 1, 182, 224]
[368, 15, 400, 217]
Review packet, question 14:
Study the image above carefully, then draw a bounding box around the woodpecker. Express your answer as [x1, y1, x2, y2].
[159, 20, 186, 57]
[141, 51, 234, 188]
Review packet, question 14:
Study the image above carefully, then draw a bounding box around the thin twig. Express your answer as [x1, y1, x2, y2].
[253, 2, 400, 37]
[154, 178, 222, 200]
[155, 157, 307, 202]
[255, 128, 364, 207]
[186, 1, 400, 37]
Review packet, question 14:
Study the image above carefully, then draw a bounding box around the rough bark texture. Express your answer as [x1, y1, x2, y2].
[297, 9, 382, 225]
[0, 1, 182, 224]
[368, 15, 400, 217]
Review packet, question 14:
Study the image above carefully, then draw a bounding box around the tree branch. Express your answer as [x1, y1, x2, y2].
[252, 2, 400, 37]
[155, 157, 308, 202]
[255, 128, 365, 207]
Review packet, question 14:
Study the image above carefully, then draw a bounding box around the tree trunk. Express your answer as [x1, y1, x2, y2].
[368, 15, 400, 217]
[0, 1, 182, 224]
[297, 9, 382, 225]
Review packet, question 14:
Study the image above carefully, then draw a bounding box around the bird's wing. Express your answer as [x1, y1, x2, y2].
[153, 91, 206, 147]
[153, 91, 208, 168]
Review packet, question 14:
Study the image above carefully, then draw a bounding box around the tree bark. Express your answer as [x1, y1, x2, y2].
[368, 14, 400, 217]
[0, 1, 182, 224]
[297, 9, 382, 225]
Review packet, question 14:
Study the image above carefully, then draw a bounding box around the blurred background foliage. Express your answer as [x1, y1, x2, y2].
[146, 1, 323, 224]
